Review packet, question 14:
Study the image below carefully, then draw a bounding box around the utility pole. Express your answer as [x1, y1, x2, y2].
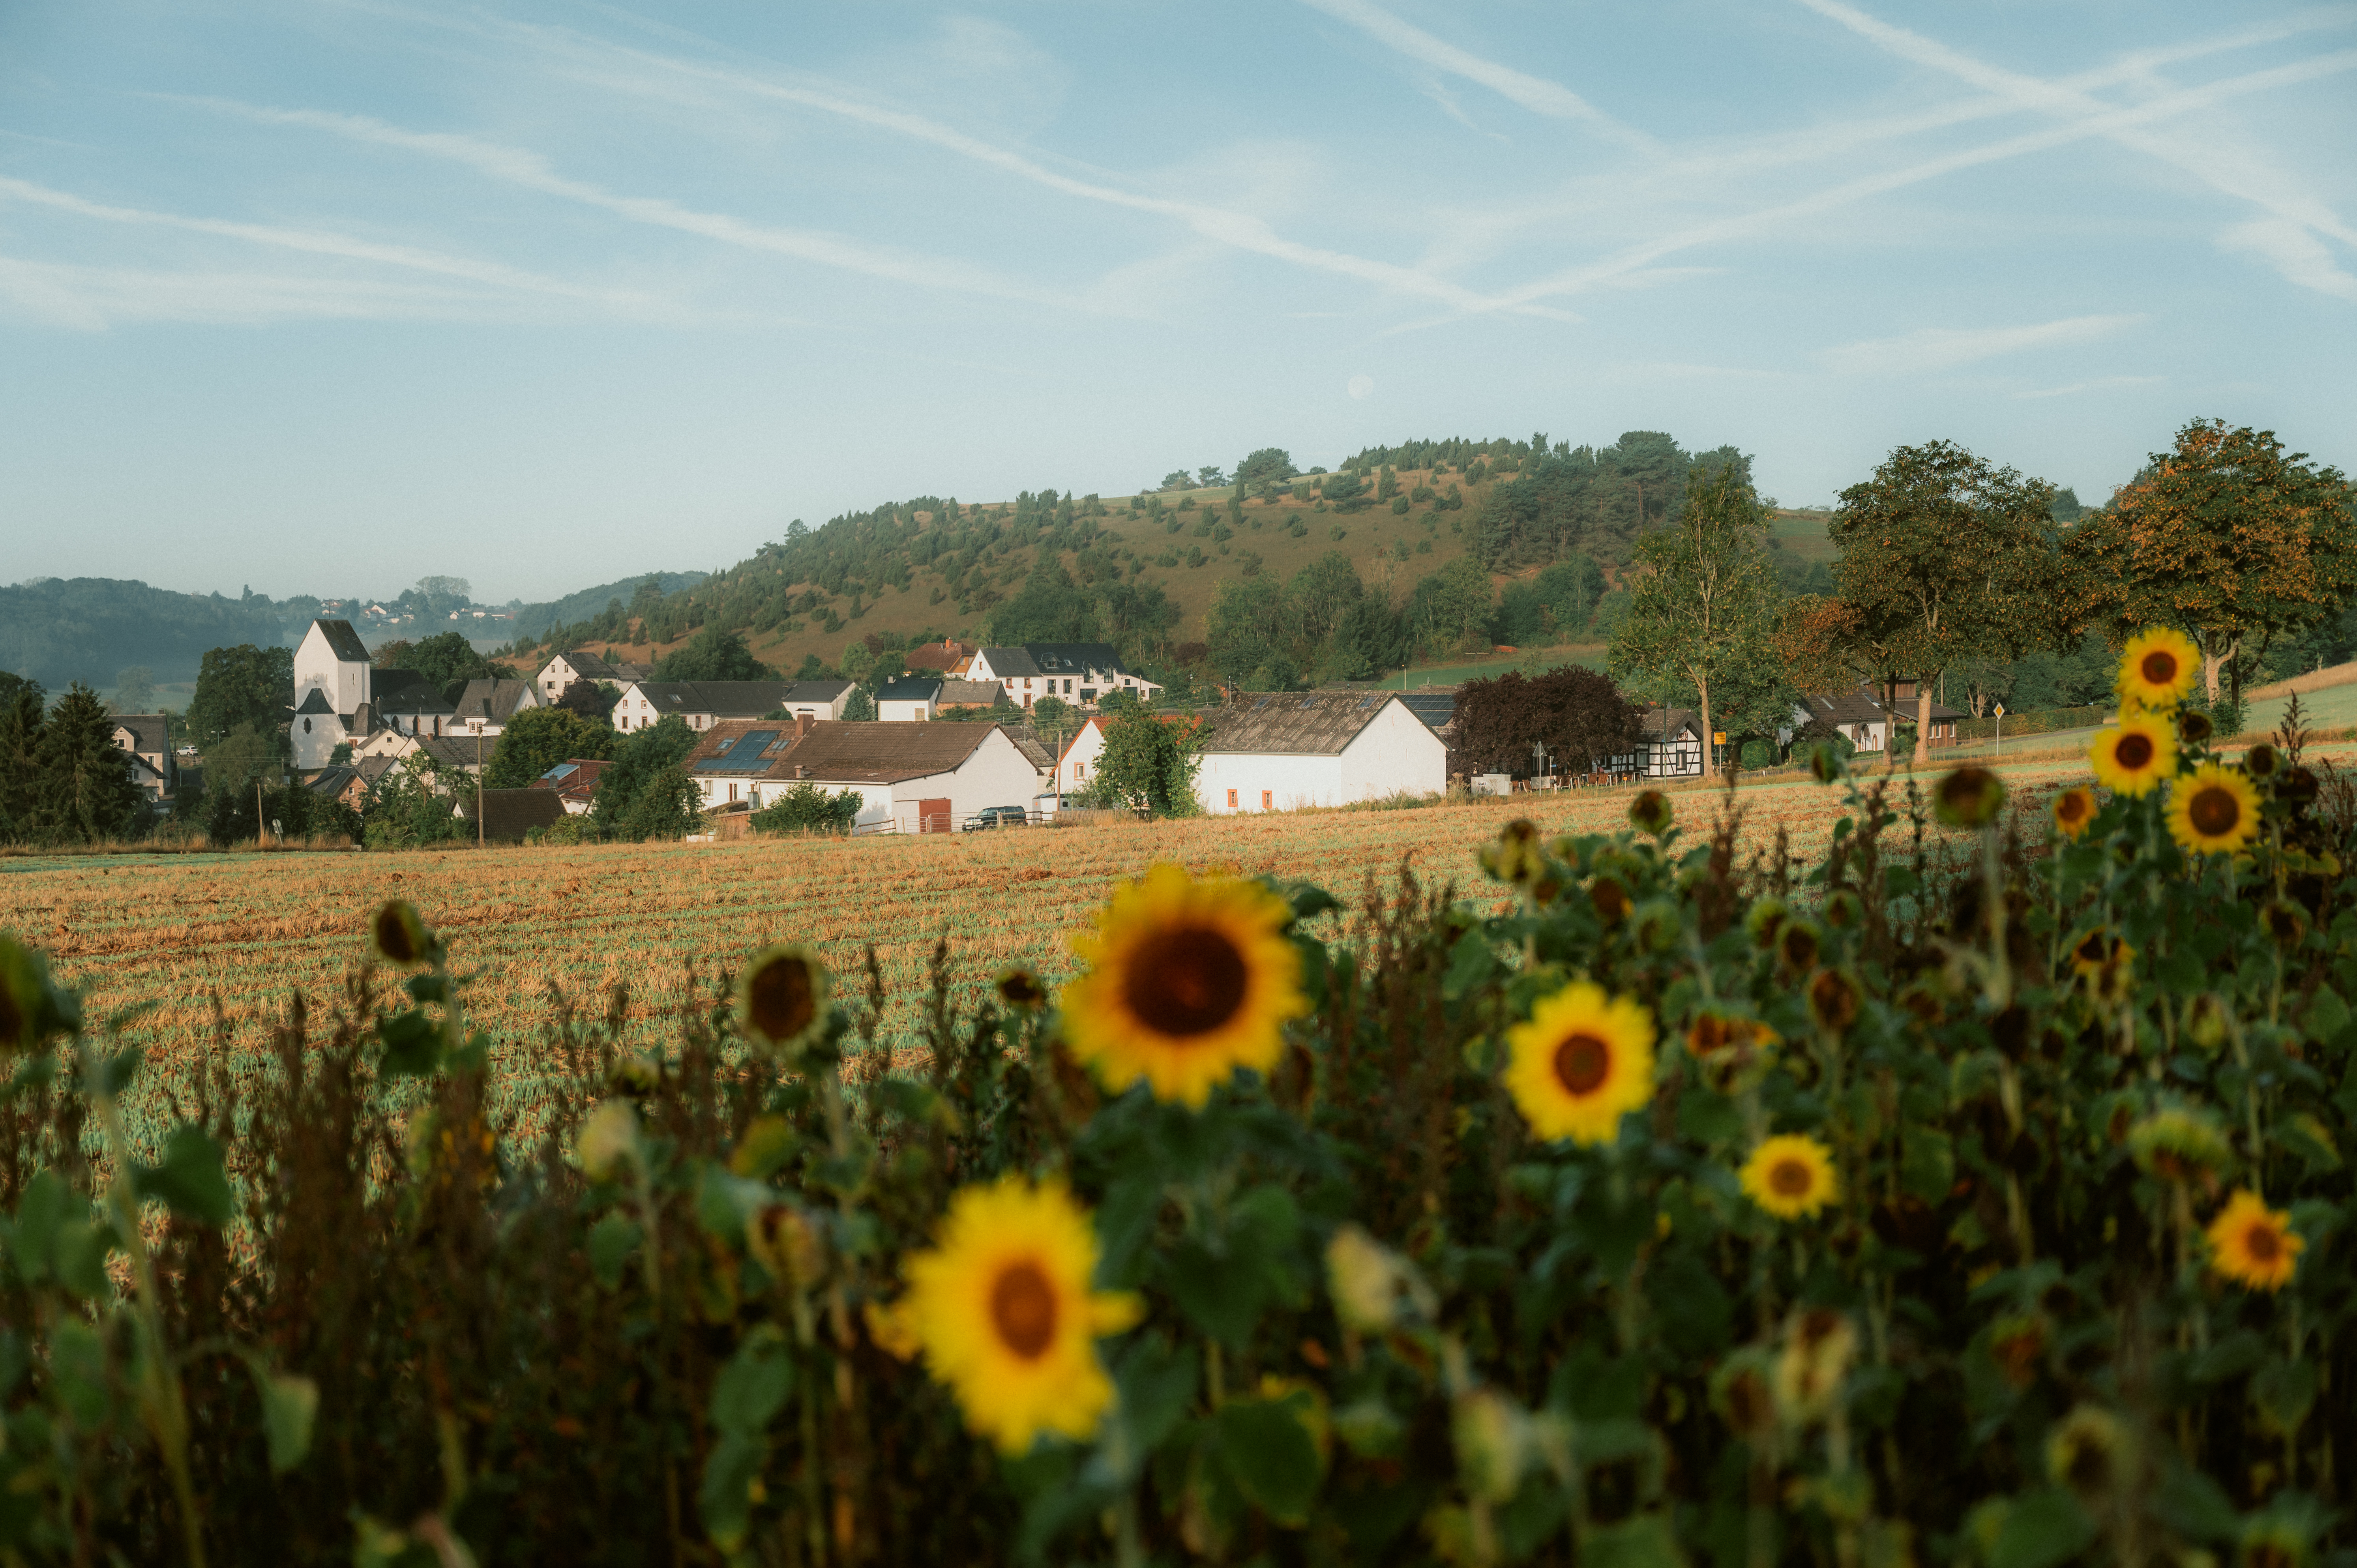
[257, 776, 266, 848]
[474, 714, 485, 847]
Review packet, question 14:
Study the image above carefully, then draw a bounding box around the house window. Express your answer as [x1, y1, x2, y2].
[1227, 789, 1238, 808]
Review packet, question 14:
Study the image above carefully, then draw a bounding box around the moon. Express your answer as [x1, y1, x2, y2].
[1347, 375, 1374, 399]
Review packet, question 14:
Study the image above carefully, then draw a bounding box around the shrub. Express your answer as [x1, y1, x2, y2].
[749, 781, 863, 836]
[1, 632, 2353, 1563]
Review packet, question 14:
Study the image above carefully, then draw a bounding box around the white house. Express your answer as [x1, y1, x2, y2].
[875, 675, 943, 722]
[613, 680, 851, 732]
[109, 714, 177, 804]
[370, 670, 456, 738]
[680, 716, 1040, 832]
[1055, 716, 1109, 795]
[447, 678, 542, 738]
[1623, 708, 1707, 779]
[1193, 692, 1446, 814]
[968, 644, 1161, 711]
[1794, 689, 1892, 755]
[534, 650, 651, 703]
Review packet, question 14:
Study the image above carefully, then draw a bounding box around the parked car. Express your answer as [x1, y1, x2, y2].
[963, 805, 1029, 830]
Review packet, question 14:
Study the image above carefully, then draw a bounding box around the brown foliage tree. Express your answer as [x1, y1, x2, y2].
[1454, 666, 1643, 778]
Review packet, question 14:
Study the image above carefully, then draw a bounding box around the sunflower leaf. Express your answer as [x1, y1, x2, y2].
[1214, 1394, 1323, 1525]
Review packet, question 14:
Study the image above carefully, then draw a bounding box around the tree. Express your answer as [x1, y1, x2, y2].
[0, 675, 44, 842]
[187, 644, 293, 752]
[656, 626, 771, 682]
[1405, 558, 1494, 658]
[31, 684, 146, 844]
[556, 680, 620, 723]
[1083, 707, 1200, 816]
[2068, 419, 2357, 708]
[1495, 558, 1606, 644]
[1232, 448, 1298, 496]
[1160, 471, 1193, 491]
[1609, 466, 1784, 776]
[989, 560, 1100, 644]
[402, 632, 495, 704]
[1828, 440, 2072, 765]
[415, 575, 472, 601]
[749, 781, 863, 836]
[1197, 466, 1226, 488]
[112, 666, 157, 712]
[1454, 667, 1643, 779]
[484, 708, 619, 790]
[590, 715, 700, 840]
[842, 687, 879, 722]
[362, 755, 465, 850]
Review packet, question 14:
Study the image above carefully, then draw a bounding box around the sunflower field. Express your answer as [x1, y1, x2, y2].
[2, 630, 2357, 1566]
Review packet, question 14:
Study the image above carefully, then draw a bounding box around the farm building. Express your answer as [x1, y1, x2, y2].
[612, 679, 852, 732]
[109, 714, 178, 804]
[1193, 692, 1446, 813]
[903, 638, 977, 675]
[680, 716, 1039, 833]
[447, 678, 542, 738]
[1627, 708, 1708, 779]
[875, 675, 942, 722]
[1794, 682, 1965, 754]
[534, 650, 652, 703]
[531, 757, 611, 815]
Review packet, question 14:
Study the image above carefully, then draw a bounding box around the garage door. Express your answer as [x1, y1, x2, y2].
[917, 797, 952, 833]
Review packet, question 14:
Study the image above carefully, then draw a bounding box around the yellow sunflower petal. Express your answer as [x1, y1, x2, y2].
[2205, 1189, 2303, 1292]
[2089, 713, 2176, 798]
[2166, 763, 2261, 856]
[1061, 864, 1310, 1108]
[1739, 1134, 1839, 1220]
[902, 1174, 1135, 1453]
[2117, 627, 2201, 709]
[1501, 980, 1656, 1146]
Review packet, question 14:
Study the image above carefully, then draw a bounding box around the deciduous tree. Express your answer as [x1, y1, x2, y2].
[187, 644, 292, 752]
[2068, 419, 2357, 708]
[1828, 440, 2072, 765]
[1609, 466, 1783, 776]
[1454, 667, 1643, 779]
[483, 707, 619, 790]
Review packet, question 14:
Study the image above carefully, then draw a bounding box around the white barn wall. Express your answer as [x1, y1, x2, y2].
[1195, 752, 1344, 814]
[1337, 702, 1449, 799]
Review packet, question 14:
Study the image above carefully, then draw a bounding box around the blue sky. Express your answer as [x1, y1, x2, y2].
[2, 0, 2352, 603]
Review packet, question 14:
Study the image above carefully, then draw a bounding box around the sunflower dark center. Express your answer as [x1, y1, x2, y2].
[2141, 651, 2179, 686]
[1770, 1158, 1813, 1197]
[2188, 786, 2241, 837]
[2066, 1437, 2110, 1491]
[373, 905, 417, 964]
[749, 957, 816, 1041]
[1125, 925, 1248, 1038]
[1553, 1032, 1611, 1096]
[2059, 793, 2088, 822]
[2115, 733, 2155, 770]
[989, 1260, 1058, 1360]
[2244, 1223, 2280, 1263]
[998, 973, 1045, 1006]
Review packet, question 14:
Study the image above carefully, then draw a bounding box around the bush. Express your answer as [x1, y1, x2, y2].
[1739, 737, 1776, 770]
[749, 781, 863, 836]
[2, 640, 2354, 1562]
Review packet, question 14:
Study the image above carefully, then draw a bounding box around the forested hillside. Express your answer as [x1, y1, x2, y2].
[0, 579, 290, 689]
[516, 430, 1755, 691]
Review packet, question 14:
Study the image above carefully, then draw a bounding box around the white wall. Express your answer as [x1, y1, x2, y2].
[294, 623, 368, 717]
[1195, 698, 1446, 812]
[1057, 721, 1105, 794]
[879, 697, 935, 722]
[1197, 751, 1347, 813]
[885, 728, 1040, 830]
[292, 714, 340, 772]
[1338, 701, 1448, 800]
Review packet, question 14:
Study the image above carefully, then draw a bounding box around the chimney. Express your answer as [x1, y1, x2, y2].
[796, 764, 809, 779]
[794, 713, 814, 740]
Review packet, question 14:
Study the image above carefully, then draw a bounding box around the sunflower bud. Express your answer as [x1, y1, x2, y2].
[1325, 1224, 1429, 1334]
[1808, 743, 1847, 785]
[2046, 1405, 2133, 1505]
[607, 1054, 660, 1096]
[1823, 889, 1863, 930]
[1628, 790, 1673, 837]
[1450, 1389, 1531, 1504]
[576, 1098, 640, 1183]
[1774, 1309, 1857, 1425]
[2127, 1105, 2232, 1182]
[736, 945, 830, 1060]
[993, 966, 1049, 1011]
[747, 1202, 826, 1290]
[370, 900, 435, 968]
[1745, 897, 1790, 950]
[1709, 1348, 1780, 1441]
[1806, 969, 1862, 1034]
[1589, 875, 1632, 924]
[2185, 993, 2231, 1052]
[2178, 709, 2213, 745]
[403, 1107, 441, 1181]
[1776, 919, 1821, 976]
[1481, 820, 1546, 886]
[2261, 900, 2309, 949]
[2245, 743, 2280, 779]
[1934, 766, 2006, 829]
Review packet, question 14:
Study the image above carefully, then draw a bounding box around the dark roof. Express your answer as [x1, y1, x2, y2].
[1397, 692, 1456, 731]
[373, 668, 454, 714]
[305, 766, 360, 798]
[683, 717, 1000, 784]
[875, 676, 944, 704]
[1803, 689, 1890, 727]
[295, 688, 337, 715]
[1009, 734, 1053, 771]
[980, 643, 1131, 680]
[412, 734, 487, 771]
[1642, 708, 1704, 743]
[456, 789, 569, 842]
[312, 618, 372, 664]
[1201, 691, 1403, 756]
[111, 714, 169, 753]
[558, 650, 623, 682]
[938, 680, 1006, 707]
[785, 679, 854, 702]
[357, 756, 400, 787]
[627, 680, 800, 718]
[450, 678, 539, 725]
[533, 757, 610, 801]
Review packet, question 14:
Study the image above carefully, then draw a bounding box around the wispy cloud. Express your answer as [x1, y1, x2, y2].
[1823, 314, 2145, 376]
[0, 253, 498, 330]
[2014, 374, 2165, 399]
[1792, 0, 2357, 294]
[328, 7, 1573, 320]
[1295, 0, 1656, 151]
[2220, 219, 2357, 302]
[0, 174, 679, 317]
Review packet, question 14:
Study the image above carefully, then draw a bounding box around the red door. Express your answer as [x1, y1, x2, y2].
[918, 798, 952, 833]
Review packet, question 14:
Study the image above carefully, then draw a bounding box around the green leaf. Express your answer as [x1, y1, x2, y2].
[1214, 1393, 1324, 1525]
[1902, 1127, 1955, 1205]
[2305, 985, 2350, 1045]
[1883, 865, 1920, 897]
[52, 1220, 112, 1299]
[2251, 1358, 2318, 1436]
[251, 1367, 318, 1474]
[2149, 1461, 2239, 1544]
[99, 1046, 143, 1098]
[1988, 1487, 2096, 1568]
[1282, 882, 1341, 924]
[2274, 1114, 2341, 1174]
[1585, 1512, 1688, 1568]
[403, 972, 451, 1005]
[134, 1124, 234, 1226]
[377, 1008, 444, 1077]
[1676, 1088, 1743, 1147]
[697, 1431, 765, 1548]
[586, 1213, 640, 1291]
[11, 1170, 64, 1284]
[47, 1319, 107, 1428]
[1109, 1337, 1197, 1471]
[710, 1326, 794, 1435]
[1443, 931, 1495, 999]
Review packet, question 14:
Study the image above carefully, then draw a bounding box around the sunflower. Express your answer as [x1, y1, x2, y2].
[2089, 713, 2176, 798]
[371, 899, 435, 967]
[1739, 1135, 1839, 1220]
[2205, 1189, 2303, 1292]
[2167, 764, 2261, 856]
[2051, 787, 2097, 840]
[1501, 979, 1656, 1146]
[901, 1174, 1143, 1453]
[736, 945, 830, 1059]
[993, 966, 1049, 1011]
[1934, 767, 2006, 829]
[2117, 627, 2200, 709]
[1061, 865, 1309, 1108]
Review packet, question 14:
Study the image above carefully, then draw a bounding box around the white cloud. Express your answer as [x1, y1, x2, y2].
[0, 253, 499, 329]
[2220, 219, 2357, 302]
[1296, 0, 1655, 151]
[1823, 314, 2145, 376]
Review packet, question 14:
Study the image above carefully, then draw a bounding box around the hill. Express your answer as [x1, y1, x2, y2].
[0, 579, 294, 689]
[514, 430, 1753, 690]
